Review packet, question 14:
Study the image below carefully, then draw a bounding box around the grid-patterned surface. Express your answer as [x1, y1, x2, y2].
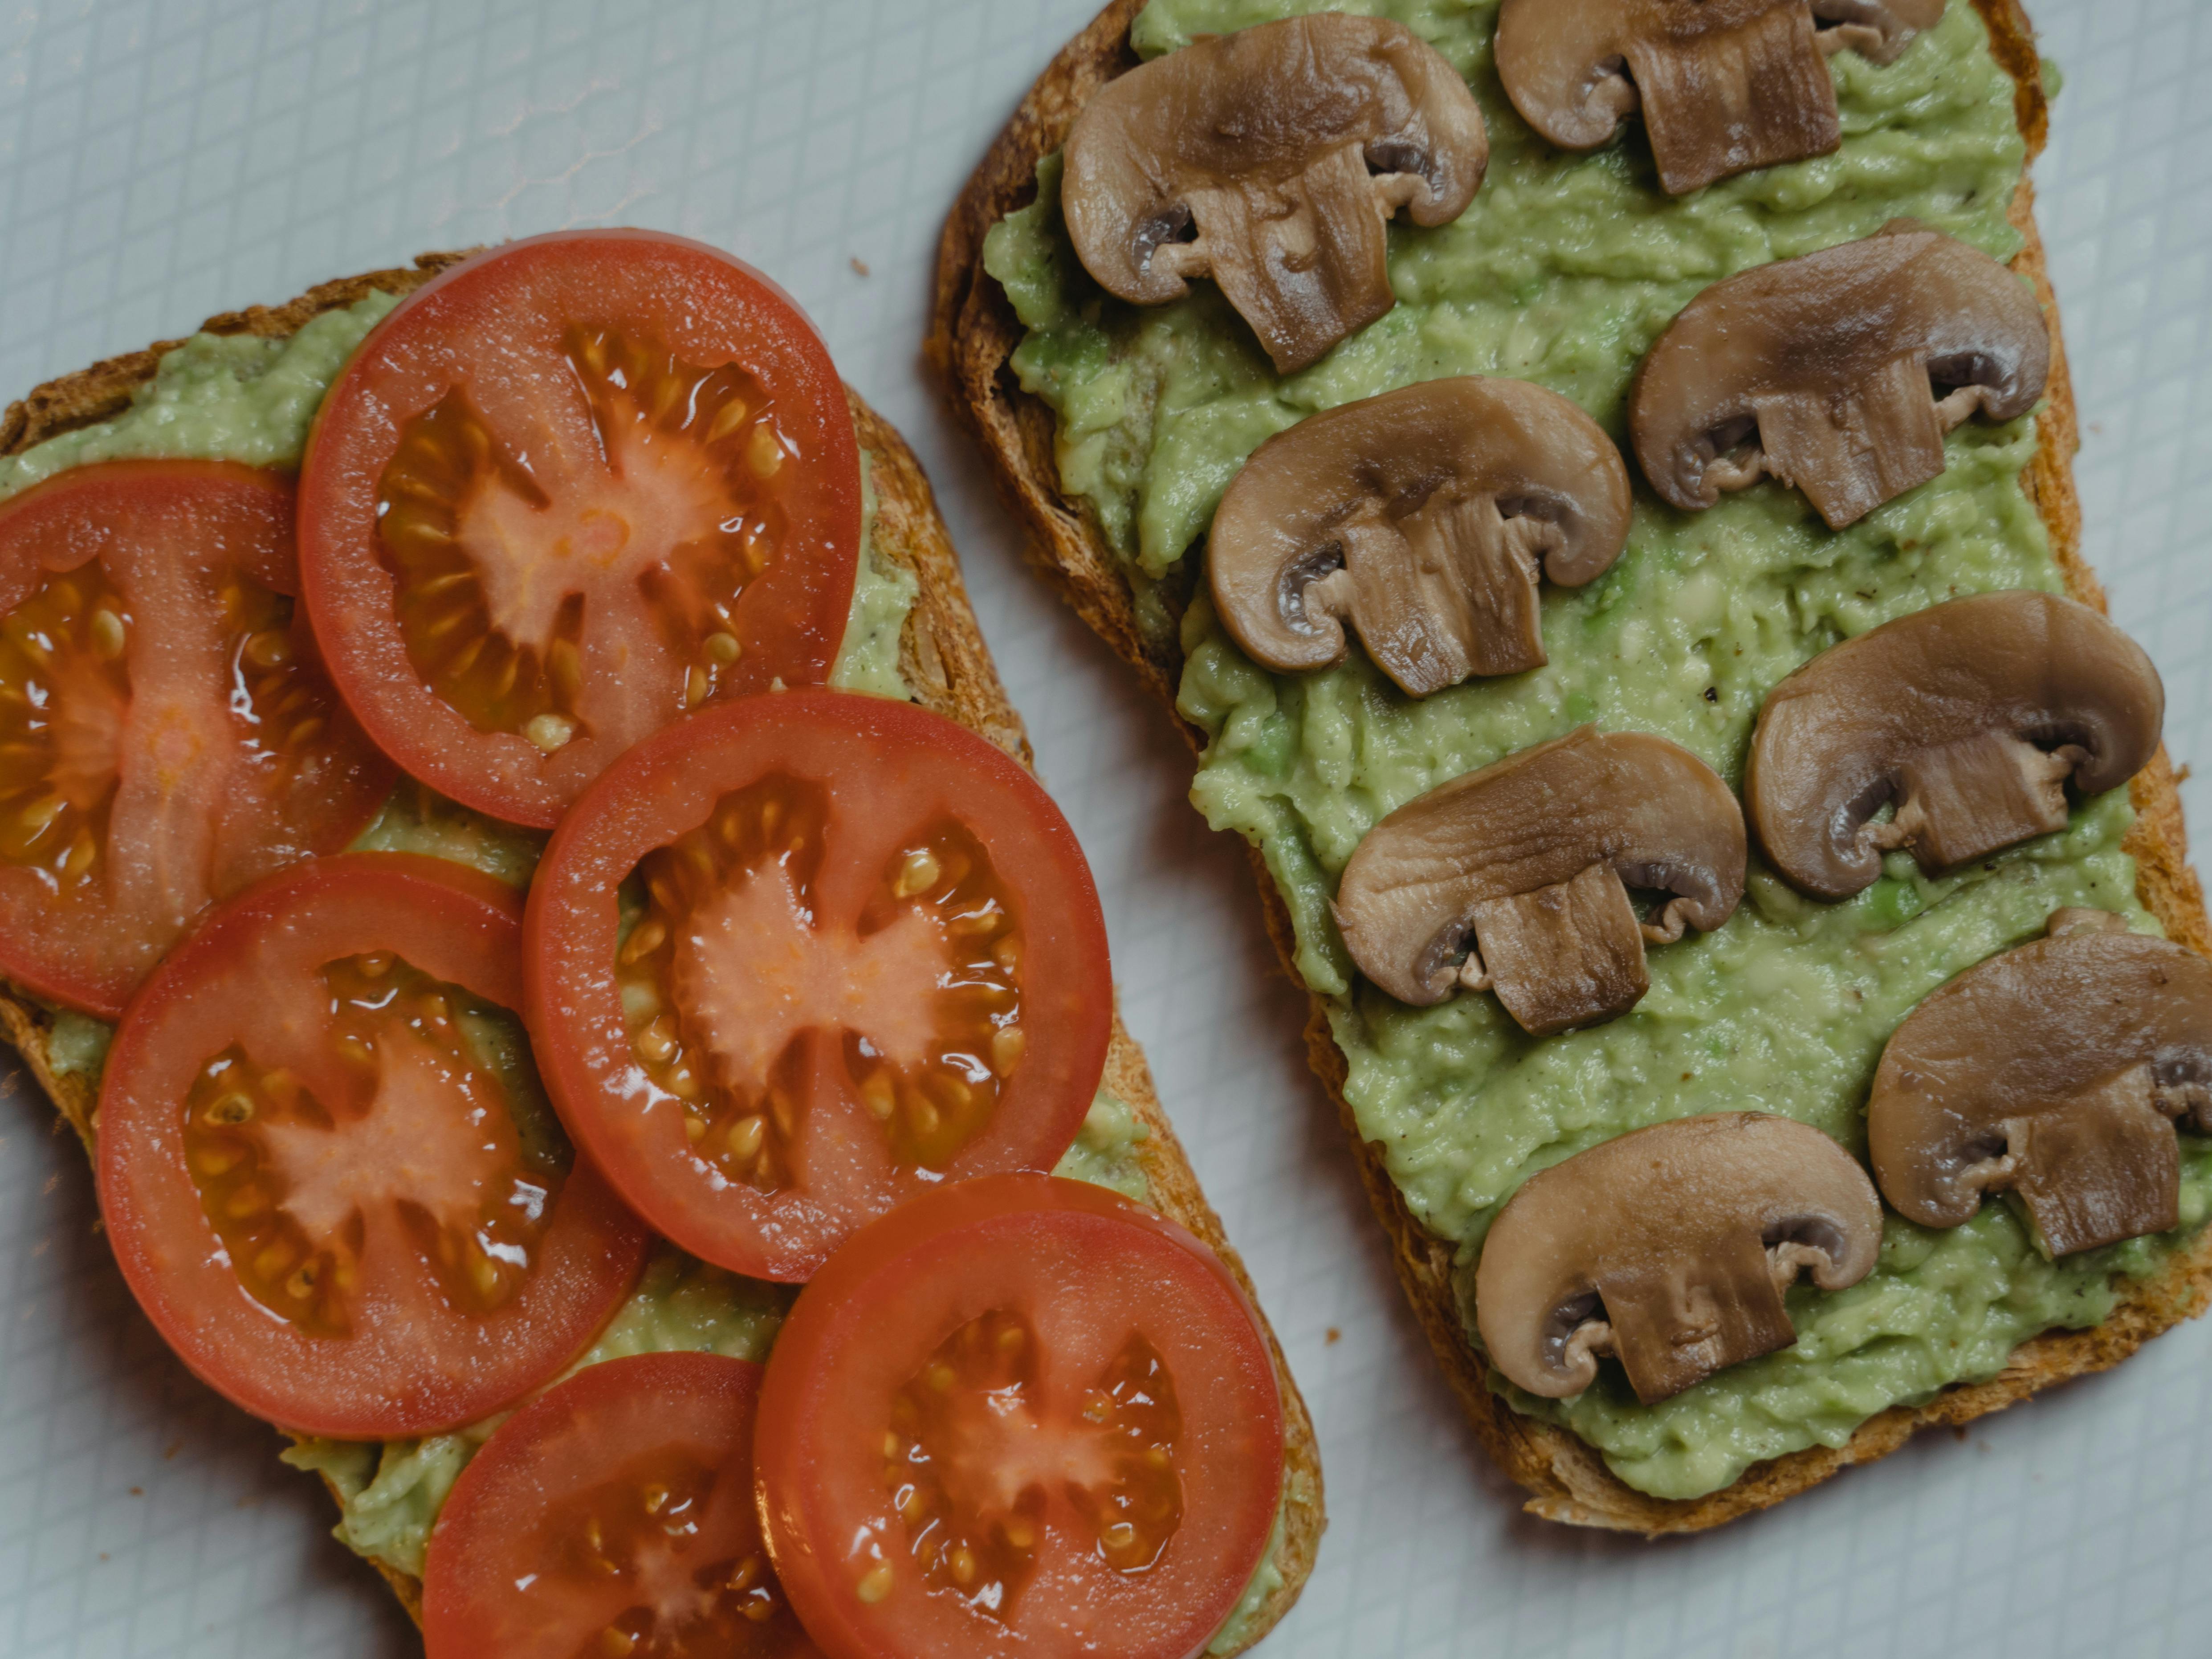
[1, 3, 2207, 1655]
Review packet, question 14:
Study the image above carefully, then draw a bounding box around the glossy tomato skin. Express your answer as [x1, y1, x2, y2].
[298, 229, 862, 828]
[425, 1353, 822, 1659]
[524, 689, 1112, 1283]
[0, 461, 393, 1016]
[754, 1174, 1285, 1659]
[98, 852, 650, 1439]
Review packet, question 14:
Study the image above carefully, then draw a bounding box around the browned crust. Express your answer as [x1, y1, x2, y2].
[0, 262, 1321, 1645]
[928, 0, 2212, 1534]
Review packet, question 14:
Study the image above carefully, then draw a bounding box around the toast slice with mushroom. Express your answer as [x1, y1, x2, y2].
[0, 259, 1323, 1644]
[928, 0, 2212, 1533]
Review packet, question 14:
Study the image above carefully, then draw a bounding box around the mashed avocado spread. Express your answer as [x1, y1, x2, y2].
[985, 0, 2212, 1499]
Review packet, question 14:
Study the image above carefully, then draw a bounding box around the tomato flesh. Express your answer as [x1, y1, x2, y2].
[301, 231, 862, 827]
[755, 1175, 1284, 1659]
[98, 852, 650, 1438]
[0, 461, 392, 1016]
[526, 691, 1111, 1282]
[424, 1352, 819, 1659]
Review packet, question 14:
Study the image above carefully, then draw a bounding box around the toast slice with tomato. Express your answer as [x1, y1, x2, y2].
[0, 256, 1323, 1646]
[927, 0, 2212, 1534]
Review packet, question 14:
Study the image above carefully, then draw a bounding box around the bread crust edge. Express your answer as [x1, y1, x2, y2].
[925, 0, 2212, 1536]
[0, 258, 1324, 1646]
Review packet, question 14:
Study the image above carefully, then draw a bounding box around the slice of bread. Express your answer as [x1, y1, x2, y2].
[928, 0, 2212, 1534]
[0, 259, 1323, 1645]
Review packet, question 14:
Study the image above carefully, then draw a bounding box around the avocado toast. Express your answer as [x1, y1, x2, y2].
[929, 0, 2212, 1533]
[0, 254, 1323, 1644]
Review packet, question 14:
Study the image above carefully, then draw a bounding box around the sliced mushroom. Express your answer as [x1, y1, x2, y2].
[1334, 726, 1745, 1034]
[1495, 0, 1944, 196]
[1207, 376, 1631, 696]
[1476, 1113, 1882, 1403]
[1867, 909, 2212, 1256]
[1062, 14, 1488, 374]
[1629, 220, 2049, 529]
[1748, 591, 2164, 900]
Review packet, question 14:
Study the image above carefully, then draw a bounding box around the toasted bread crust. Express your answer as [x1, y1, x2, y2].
[929, 0, 2212, 1533]
[0, 263, 1320, 1645]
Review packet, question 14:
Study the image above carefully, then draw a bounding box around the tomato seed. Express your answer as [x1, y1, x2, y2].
[526, 713, 576, 753]
[745, 425, 786, 479]
[990, 1027, 1027, 1076]
[635, 1019, 677, 1064]
[706, 399, 752, 444]
[855, 1563, 893, 1605]
[860, 1072, 896, 1121]
[726, 1116, 766, 1160]
[705, 631, 741, 665]
[88, 609, 126, 660]
[894, 848, 940, 898]
[205, 1093, 255, 1126]
[243, 629, 290, 669]
[619, 918, 666, 965]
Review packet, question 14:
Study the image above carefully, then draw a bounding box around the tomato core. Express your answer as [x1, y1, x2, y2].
[182, 951, 566, 1337]
[551, 1443, 801, 1656]
[0, 563, 132, 885]
[617, 772, 1031, 1192]
[377, 324, 795, 752]
[885, 1309, 1185, 1624]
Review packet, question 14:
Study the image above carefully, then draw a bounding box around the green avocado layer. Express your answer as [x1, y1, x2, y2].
[984, 0, 2212, 1499]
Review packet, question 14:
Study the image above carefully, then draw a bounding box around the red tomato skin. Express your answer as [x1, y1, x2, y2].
[97, 852, 651, 1439]
[754, 1174, 1285, 1659]
[0, 461, 394, 1017]
[297, 229, 863, 828]
[425, 1352, 823, 1659]
[523, 689, 1112, 1283]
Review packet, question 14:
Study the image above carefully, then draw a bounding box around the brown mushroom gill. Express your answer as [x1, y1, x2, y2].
[1475, 1113, 1883, 1403]
[1207, 377, 1632, 696]
[1333, 726, 1745, 1035]
[1629, 221, 2049, 531]
[1495, 0, 1944, 197]
[1747, 590, 2164, 901]
[1060, 14, 1488, 374]
[1867, 909, 2212, 1258]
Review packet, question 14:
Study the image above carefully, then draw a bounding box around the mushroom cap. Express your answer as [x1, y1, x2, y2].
[1335, 725, 1746, 1008]
[1475, 1112, 1882, 1403]
[1206, 375, 1632, 695]
[1868, 923, 2212, 1255]
[1062, 13, 1488, 373]
[1495, 0, 1940, 196]
[1748, 590, 2164, 900]
[1629, 222, 2050, 529]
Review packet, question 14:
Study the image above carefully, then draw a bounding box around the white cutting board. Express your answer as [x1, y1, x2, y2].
[1, 3, 2206, 1655]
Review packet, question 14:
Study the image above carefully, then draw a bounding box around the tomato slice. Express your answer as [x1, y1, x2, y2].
[0, 461, 392, 1017]
[524, 689, 1111, 1282]
[298, 229, 862, 828]
[755, 1174, 1284, 1659]
[424, 1353, 821, 1659]
[97, 852, 651, 1438]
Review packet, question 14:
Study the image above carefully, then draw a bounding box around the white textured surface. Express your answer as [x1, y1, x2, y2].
[1, 2, 2207, 1655]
